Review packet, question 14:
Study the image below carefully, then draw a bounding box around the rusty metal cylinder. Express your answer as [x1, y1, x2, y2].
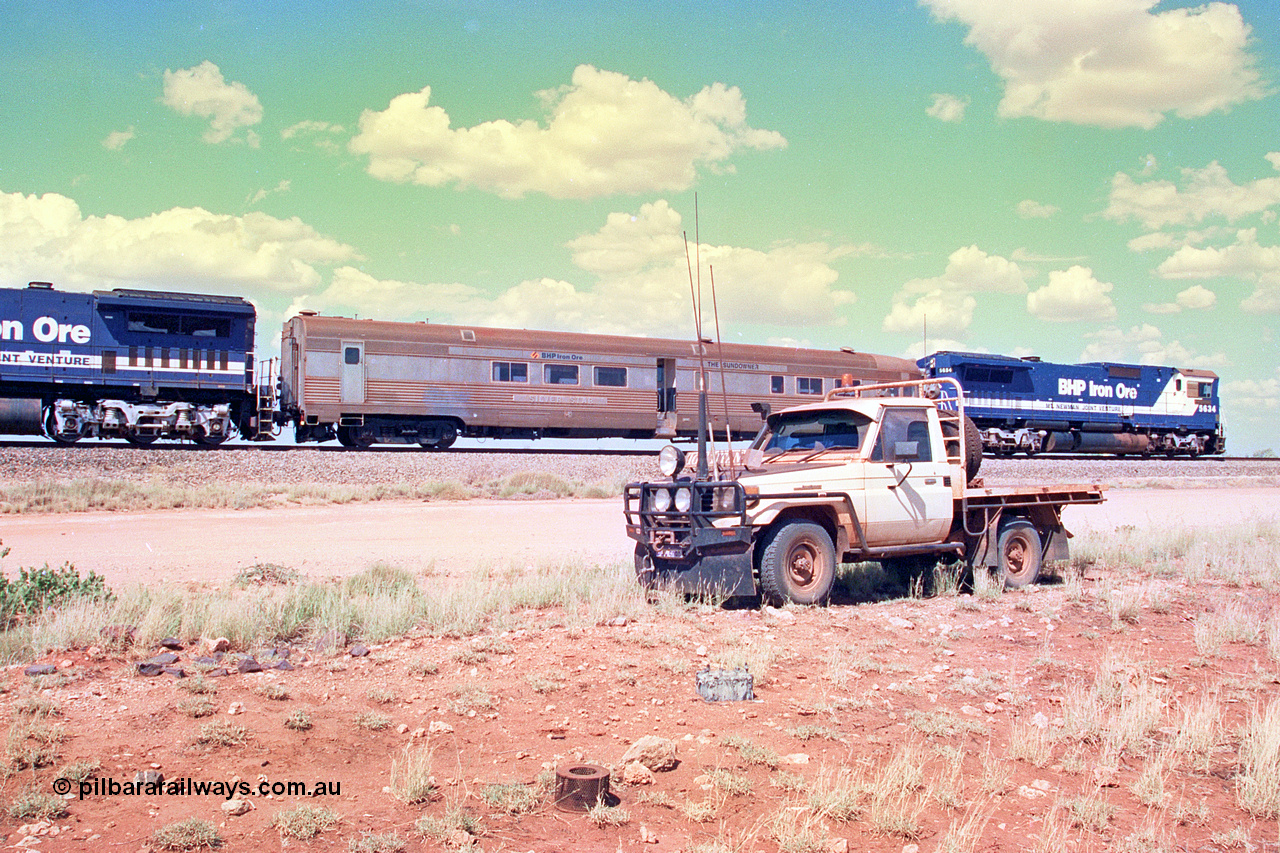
[0, 398, 44, 435]
[554, 763, 610, 811]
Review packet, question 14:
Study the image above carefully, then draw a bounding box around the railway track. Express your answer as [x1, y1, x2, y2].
[0, 436, 1274, 462]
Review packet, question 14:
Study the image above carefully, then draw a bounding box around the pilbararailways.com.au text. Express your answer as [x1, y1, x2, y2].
[53, 777, 340, 800]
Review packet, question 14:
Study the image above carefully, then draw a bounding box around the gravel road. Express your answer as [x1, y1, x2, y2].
[0, 446, 1275, 584]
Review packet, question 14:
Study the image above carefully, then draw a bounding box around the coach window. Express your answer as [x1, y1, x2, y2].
[771, 375, 785, 394]
[798, 377, 823, 395]
[344, 346, 361, 365]
[492, 361, 528, 382]
[544, 364, 579, 385]
[594, 366, 627, 387]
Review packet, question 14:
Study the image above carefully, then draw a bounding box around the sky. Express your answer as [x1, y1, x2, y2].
[1, 0, 1278, 452]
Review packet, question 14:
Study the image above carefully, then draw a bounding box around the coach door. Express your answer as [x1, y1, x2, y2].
[656, 358, 677, 437]
[340, 340, 365, 404]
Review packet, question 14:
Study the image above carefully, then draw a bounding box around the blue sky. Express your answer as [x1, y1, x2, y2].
[1, 1, 1278, 451]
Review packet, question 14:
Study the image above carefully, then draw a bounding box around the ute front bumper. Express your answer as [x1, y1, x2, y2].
[623, 480, 758, 598]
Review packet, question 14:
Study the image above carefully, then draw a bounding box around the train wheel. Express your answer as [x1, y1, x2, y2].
[194, 428, 228, 448]
[337, 426, 374, 448]
[996, 519, 1042, 589]
[417, 423, 458, 450]
[44, 408, 81, 445]
[758, 521, 835, 607]
[125, 432, 159, 446]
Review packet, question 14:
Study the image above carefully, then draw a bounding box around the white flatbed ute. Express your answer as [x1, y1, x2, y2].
[624, 377, 1106, 604]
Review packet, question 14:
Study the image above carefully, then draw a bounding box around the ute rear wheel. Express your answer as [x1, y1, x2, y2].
[997, 518, 1042, 589]
[758, 521, 836, 606]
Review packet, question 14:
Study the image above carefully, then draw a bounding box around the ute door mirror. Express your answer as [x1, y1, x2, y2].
[744, 448, 764, 469]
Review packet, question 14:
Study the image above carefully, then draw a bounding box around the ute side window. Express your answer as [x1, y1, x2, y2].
[593, 366, 627, 387]
[869, 408, 933, 463]
[492, 361, 528, 382]
[544, 364, 579, 385]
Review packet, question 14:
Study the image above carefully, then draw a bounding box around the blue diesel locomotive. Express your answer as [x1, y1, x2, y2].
[919, 351, 1224, 456]
[0, 282, 258, 445]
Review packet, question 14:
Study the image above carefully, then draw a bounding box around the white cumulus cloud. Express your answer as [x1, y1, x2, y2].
[1026, 265, 1116, 322]
[161, 61, 263, 146]
[1156, 228, 1280, 312]
[921, 0, 1268, 129]
[883, 245, 1027, 337]
[297, 200, 858, 336]
[1142, 283, 1217, 314]
[102, 127, 135, 151]
[1105, 156, 1280, 230]
[1080, 323, 1227, 368]
[1016, 200, 1059, 219]
[348, 65, 787, 199]
[0, 190, 355, 294]
[926, 93, 969, 122]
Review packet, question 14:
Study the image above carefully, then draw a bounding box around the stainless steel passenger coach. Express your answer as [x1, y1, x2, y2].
[279, 313, 921, 448]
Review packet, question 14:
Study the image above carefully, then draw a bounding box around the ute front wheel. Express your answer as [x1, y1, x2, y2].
[758, 521, 836, 607]
[997, 518, 1042, 589]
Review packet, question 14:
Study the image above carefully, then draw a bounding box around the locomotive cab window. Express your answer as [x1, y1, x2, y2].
[593, 366, 627, 387]
[797, 376, 823, 395]
[544, 364, 579, 385]
[492, 361, 528, 382]
[344, 346, 361, 365]
[127, 312, 231, 338]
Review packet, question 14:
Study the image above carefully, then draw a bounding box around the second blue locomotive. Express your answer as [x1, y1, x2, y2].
[919, 351, 1224, 456]
[0, 281, 258, 445]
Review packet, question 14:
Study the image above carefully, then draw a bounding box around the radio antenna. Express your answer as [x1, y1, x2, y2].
[709, 264, 733, 473]
[683, 225, 710, 481]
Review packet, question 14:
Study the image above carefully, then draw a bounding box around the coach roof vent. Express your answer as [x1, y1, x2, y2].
[298, 310, 318, 316]
[27, 281, 53, 290]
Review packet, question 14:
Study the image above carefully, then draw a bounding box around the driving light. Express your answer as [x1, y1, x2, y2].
[658, 444, 685, 477]
[714, 486, 737, 512]
[674, 487, 692, 513]
[651, 488, 672, 512]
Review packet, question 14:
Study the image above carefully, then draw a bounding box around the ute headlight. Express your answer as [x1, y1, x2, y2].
[658, 445, 686, 478]
[674, 487, 692, 513]
[651, 488, 672, 512]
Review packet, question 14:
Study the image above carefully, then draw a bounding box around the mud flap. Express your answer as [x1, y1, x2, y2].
[651, 548, 757, 599]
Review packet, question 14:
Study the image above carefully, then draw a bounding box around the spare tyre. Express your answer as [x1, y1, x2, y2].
[942, 415, 983, 482]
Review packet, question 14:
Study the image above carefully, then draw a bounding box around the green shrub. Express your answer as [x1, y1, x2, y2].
[0, 562, 112, 627]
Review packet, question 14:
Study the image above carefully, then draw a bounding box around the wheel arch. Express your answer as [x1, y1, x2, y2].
[758, 505, 842, 565]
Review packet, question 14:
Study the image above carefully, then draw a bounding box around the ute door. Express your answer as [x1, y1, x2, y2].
[340, 340, 365, 404]
[862, 407, 953, 546]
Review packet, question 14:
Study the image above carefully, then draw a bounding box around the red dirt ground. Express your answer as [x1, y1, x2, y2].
[3, 564, 1278, 852]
